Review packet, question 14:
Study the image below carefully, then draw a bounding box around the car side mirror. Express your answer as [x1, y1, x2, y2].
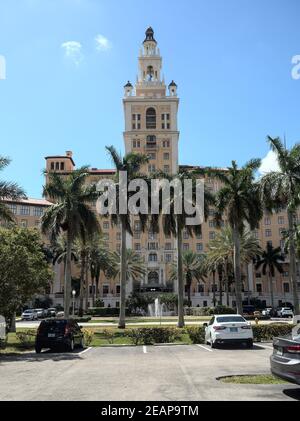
[203, 323, 208, 328]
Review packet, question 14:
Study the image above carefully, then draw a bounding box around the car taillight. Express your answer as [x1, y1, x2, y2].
[64, 326, 70, 336]
[241, 326, 251, 329]
[213, 326, 226, 330]
[285, 345, 300, 354]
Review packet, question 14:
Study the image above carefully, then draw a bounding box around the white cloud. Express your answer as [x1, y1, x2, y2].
[61, 41, 83, 66]
[95, 34, 112, 52]
[259, 150, 280, 174]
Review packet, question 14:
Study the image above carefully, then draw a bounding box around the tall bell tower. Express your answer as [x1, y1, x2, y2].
[123, 27, 180, 293]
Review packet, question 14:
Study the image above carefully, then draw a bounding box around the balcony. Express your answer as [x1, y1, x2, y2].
[145, 143, 158, 150]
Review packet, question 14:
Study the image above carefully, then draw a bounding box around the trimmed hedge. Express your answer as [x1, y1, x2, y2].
[126, 327, 182, 345]
[186, 326, 206, 344]
[69, 316, 91, 323]
[87, 307, 130, 317]
[186, 306, 235, 316]
[252, 323, 295, 342]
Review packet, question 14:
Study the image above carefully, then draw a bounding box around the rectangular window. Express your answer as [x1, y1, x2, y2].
[163, 153, 169, 160]
[35, 220, 40, 227]
[102, 233, 109, 241]
[209, 231, 215, 240]
[133, 232, 140, 239]
[279, 228, 285, 236]
[264, 217, 271, 225]
[256, 272, 261, 278]
[20, 219, 28, 228]
[20, 206, 30, 216]
[267, 240, 272, 247]
[116, 285, 120, 295]
[196, 233, 202, 239]
[148, 164, 156, 173]
[8, 203, 17, 214]
[163, 140, 170, 148]
[165, 243, 172, 250]
[33, 207, 43, 217]
[165, 253, 172, 262]
[278, 216, 285, 224]
[209, 220, 216, 228]
[283, 283, 289, 293]
[50, 162, 55, 170]
[183, 230, 189, 239]
[256, 283, 262, 293]
[148, 152, 156, 160]
[102, 285, 109, 296]
[60, 162, 65, 170]
[183, 243, 189, 251]
[196, 243, 203, 252]
[132, 114, 141, 130]
[163, 165, 170, 173]
[134, 243, 141, 251]
[265, 229, 272, 237]
[134, 221, 141, 231]
[103, 221, 109, 229]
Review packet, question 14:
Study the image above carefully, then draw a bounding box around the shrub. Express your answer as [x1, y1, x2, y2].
[186, 326, 206, 344]
[82, 329, 94, 346]
[252, 324, 295, 342]
[102, 329, 115, 344]
[126, 327, 183, 345]
[95, 299, 104, 308]
[212, 305, 235, 315]
[16, 329, 36, 348]
[70, 316, 91, 323]
[87, 307, 130, 317]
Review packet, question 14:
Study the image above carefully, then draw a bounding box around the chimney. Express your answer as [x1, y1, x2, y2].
[66, 151, 73, 158]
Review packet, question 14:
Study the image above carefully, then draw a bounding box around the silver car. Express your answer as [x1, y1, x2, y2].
[21, 309, 38, 320]
[270, 325, 300, 385]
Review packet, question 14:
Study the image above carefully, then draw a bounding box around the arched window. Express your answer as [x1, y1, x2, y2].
[146, 135, 156, 143]
[148, 271, 159, 284]
[146, 108, 156, 129]
[146, 65, 154, 81]
[148, 253, 157, 262]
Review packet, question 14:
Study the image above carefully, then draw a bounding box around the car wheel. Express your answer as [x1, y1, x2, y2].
[210, 335, 216, 349]
[35, 345, 42, 354]
[247, 340, 253, 349]
[69, 339, 75, 352]
[80, 337, 85, 349]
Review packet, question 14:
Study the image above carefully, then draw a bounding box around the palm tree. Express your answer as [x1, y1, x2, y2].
[0, 156, 26, 222]
[89, 236, 116, 306]
[105, 146, 149, 328]
[260, 136, 300, 315]
[109, 248, 146, 292]
[255, 243, 285, 308]
[157, 170, 214, 327]
[169, 251, 207, 307]
[41, 167, 101, 317]
[205, 160, 262, 314]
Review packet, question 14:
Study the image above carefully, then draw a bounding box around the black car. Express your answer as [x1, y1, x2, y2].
[35, 319, 84, 353]
[270, 326, 300, 385]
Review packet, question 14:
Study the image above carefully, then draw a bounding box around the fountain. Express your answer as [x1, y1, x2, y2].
[148, 297, 170, 317]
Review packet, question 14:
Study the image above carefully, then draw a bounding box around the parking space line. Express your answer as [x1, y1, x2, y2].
[196, 344, 213, 352]
[255, 344, 273, 350]
[143, 345, 147, 354]
[78, 347, 92, 355]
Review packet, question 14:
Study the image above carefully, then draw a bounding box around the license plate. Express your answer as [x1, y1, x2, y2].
[48, 333, 55, 338]
[275, 348, 283, 356]
[230, 327, 238, 332]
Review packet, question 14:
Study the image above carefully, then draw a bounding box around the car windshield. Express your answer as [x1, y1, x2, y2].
[24, 309, 34, 313]
[216, 316, 246, 323]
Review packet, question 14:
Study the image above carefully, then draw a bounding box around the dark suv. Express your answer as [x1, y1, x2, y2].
[35, 319, 84, 353]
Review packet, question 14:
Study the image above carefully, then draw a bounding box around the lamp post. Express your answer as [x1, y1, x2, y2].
[72, 290, 76, 316]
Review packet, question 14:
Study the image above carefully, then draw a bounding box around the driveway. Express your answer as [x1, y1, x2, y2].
[0, 344, 299, 401]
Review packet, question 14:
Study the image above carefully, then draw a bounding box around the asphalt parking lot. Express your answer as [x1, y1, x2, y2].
[0, 344, 299, 401]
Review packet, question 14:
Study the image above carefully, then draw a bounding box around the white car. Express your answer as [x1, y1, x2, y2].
[21, 309, 38, 320]
[35, 308, 46, 319]
[204, 314, 253, 348]
[277, 307, 293, 318]
[262, 308, 272, 316]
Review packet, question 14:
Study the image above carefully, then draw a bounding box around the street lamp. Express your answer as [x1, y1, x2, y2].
[72, 290, 76, 316]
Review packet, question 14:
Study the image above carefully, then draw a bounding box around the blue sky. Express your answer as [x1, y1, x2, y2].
[0, 0, 299, 198]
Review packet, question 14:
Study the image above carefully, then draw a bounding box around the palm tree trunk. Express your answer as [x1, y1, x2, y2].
[85, 262, 89, 311]
[186, 274, 192, 307]
[224, 261, 229, 306]
[118, 222, 127, 329]
[218, 267, 223, 305]
[64, 232, 72, 318]
[79, 251, 85, 316]
[233, 222, 243, 314]
[268, 270, 275, 308]
[212, 270, 216, 307]
[177, 221, 185, 328]
[92, 276, 95, 307]
[288, 210, 299, 315]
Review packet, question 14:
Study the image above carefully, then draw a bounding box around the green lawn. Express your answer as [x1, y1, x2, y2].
[0, 331, 35, 355]
[219, 374, 288, 384]
[89, 316, 211, 323]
